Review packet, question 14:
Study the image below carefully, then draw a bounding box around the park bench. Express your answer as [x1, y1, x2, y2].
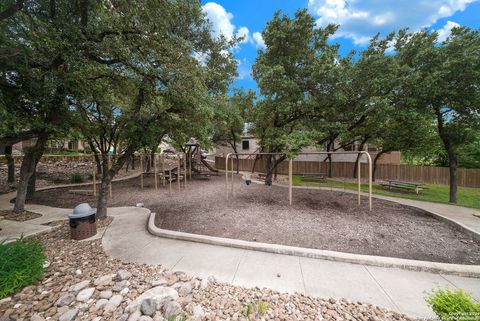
[300, 173, 326, 183]
[380, 179, 425, 195]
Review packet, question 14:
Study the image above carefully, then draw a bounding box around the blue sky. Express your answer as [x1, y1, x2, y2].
[201, 0, 480, 92]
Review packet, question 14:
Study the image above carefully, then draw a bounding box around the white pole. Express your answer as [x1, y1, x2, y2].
[177, 156, 181, 192]
[154, 154, 158, 190]
[230, 157, 233, 196]
[357, 154, 361, 206]
[108, 155, 112, 198]
[289, 159, 292, 206]
[225, 154, 230, 200]
[169, 168, 172, 195]
[93, 162, 96, 196]
[140, 156, 144, 190]
[184, 153, 187, 188]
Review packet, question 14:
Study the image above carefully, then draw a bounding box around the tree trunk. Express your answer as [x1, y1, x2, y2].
[14, 133, 48, 213]
[26, 159, 39, 199]
[447, 149, 457, 204]
[88, 139, 102, 174]
[372, 151, 386, 182]
[435, 108, 457, 204]
[96, 174, 112, 220]
[95, 147, 136, 219]
[265, 155, 274, 185]
[5, 144, 14, 183]
[264, 154, 285, 185]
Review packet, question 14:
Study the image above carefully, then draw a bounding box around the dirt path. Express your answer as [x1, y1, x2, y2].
[26, 174, 480, 265]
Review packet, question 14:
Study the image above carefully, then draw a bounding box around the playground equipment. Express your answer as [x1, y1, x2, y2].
[185, 138, 219, 178]
[139, 153, 187, 193]
[225, 151, 373, 211]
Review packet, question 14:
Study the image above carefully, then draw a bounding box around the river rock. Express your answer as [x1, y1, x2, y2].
[59, 308, 78, 321]
[140, 298, 156, 316]
[117, 270, 132, 281]
[56, 294, 75, 307]
[126, 286, 178, 313]
[162, 300, 181, 318]
[76, 287, 95, 302]
[69, 280, 90, 293]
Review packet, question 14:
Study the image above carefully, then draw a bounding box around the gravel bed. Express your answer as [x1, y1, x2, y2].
[27, 175, 480, 265]
[0, 160, 141, 194]
[0, 221, 414, 321]
[0, 210, 42, 222]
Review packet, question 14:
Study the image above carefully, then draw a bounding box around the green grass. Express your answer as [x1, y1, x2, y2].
[292, 175, 480, 209]
[0, 237, 46, 299]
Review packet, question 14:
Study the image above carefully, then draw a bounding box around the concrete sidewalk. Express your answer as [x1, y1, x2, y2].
[102, 207, 480, 319]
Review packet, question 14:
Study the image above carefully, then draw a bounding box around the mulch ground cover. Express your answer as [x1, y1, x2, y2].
[26, 174, 480, 265]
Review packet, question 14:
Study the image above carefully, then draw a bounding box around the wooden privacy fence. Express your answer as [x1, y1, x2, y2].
[215, 156, 480, 188]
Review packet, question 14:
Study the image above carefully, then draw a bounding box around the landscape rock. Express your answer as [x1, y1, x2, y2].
[95, 298, 109, 310]
[151, 278, 167, 287]
[126, 286, 178, 313]
[55, 294, 75, 307]
[127, 310, 142, 321]
[116, 314, 129, 321]
[94, 275, 113, 286]
[113, 280, 130, 292]
[177, 282, 192, 297]
[162, 301, 182, 318]
[117, 269, 132, 281]
[100, 290, 113, 299]
[76, 287, 95, 302]
[104, 294, 123, 313]
[140, 298, 156, 316]
[30, 315, 45, 321]
[192, 304, 205, 319]
[58, 308, 78, 321]
[69, 280, 90, 293]
[139, 316, 153, 321]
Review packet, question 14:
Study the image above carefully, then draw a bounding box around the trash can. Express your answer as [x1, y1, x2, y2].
[69, 203, 97, 240]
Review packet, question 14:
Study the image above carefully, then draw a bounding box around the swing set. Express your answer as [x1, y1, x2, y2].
[225, 151, 373, 210]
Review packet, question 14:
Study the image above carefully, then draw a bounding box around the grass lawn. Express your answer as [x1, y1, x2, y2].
[292, 175, 480, 209]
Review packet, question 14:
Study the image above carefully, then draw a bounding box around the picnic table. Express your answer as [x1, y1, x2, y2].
[380, 179, 426, 195]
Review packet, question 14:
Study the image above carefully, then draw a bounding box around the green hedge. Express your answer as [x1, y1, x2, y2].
[0, 237, 46, 299]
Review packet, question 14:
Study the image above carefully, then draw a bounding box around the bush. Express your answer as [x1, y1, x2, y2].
[0, 237, 46, 299]
[70, 173, 84, 183]
[426, 288, 480, 320]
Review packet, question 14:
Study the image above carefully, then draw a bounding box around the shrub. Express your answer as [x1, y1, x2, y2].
[425, 287, 480, 320]
[0, 237, 46, 299]
[70, 173, 84, 183]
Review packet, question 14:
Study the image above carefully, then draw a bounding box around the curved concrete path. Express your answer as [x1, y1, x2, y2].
[102, 207, 480, 319]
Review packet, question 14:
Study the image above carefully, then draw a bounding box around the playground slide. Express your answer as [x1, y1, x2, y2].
[201, 158, 219, 172]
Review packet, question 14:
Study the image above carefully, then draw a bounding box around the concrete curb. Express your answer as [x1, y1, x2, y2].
[147, 212, 480, 277]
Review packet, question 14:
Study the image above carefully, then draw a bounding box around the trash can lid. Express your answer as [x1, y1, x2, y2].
[69, 203, 96, 218]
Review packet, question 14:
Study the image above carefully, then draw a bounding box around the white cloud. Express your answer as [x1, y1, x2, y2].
[202, 2, 235, 40]
[237, 26, 250, 43]
[252, 32, 266, 49]
[436, 20, 460, 42]
[308, 0, 477, 45]
[202, 2, 251, 46]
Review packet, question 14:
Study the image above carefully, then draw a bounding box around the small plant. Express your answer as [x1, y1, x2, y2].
[0, 236, 47, 299]
[242, 300, 269, 320]
[70, 173, 84, 183]
[166, 315, 187, 321]
[425, 287, 480, 320]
